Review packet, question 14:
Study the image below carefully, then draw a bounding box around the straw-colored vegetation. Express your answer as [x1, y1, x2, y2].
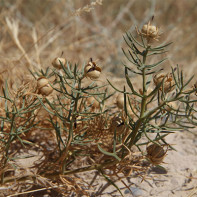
[0, 0, 197, 196]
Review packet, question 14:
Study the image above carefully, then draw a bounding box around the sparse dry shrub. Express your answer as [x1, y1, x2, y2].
[0, 1, 197, 196]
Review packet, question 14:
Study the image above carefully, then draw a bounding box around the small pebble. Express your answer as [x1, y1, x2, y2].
[124, 187, 143, 196]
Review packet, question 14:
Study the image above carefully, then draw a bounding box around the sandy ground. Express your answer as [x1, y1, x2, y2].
[91, 131, 197, 197]
[13, 131, 196, 197]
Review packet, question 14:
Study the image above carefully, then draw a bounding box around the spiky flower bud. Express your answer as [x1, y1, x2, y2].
[52, 57, 66, 69]
[37, 76, 53, 96]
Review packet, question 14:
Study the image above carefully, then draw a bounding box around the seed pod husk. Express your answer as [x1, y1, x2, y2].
[84, 60, 101, 80]
[146, 143, 167, 165]
[137, 21, 160, 41]
[153, 73, 175, 93]
[37, 76, 53, 96]
[142, 24, 158, 38]
[87, 96, 100, 108]
[116, 94, 124, 109]
[52, 57, 66, 69]
[165, 101, 178, 112]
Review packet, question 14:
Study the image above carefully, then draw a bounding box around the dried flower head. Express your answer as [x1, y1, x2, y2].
[84, 58, 101, 80]
[137, 20, 160, 41]
[109, 116, 125, 135]
[153, 73, 175, 93]
[146, 143, 167, 165]
[52, 57, 66, 69]
[37, 76, 53, 96]
[87, 96, 100, 109]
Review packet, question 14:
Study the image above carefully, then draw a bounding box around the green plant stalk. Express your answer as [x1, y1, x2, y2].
[128, 47, 149, 149]
[61, 78, 82, 173]
[1, 112, 16, 184]
[127, 82, 185, 149]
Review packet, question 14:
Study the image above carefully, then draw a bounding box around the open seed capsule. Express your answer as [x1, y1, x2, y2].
[84, 59, 101, 80]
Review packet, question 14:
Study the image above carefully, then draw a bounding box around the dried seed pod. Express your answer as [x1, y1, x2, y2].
[116, 94, 137, 119]
[165, 101, 178, 112]
[84, 59, 101, 80]
[153, 73, 165, 86]
[109, 116, 125, 135]
[37, 76, 53, 96]
[146, 143, 167, 165]
[137, 21, 160, 41]
[142, 24, 158, 37]
[153, 73, 175, 93]
[52, 57, 66, 69]
[35, 107, 49, 121]
[37, 77, 49, 88]
[116, 94, 124, 109]
[87, 97, 100, 108]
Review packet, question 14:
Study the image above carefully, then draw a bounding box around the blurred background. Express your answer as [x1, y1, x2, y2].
[0, 0, 197, 81]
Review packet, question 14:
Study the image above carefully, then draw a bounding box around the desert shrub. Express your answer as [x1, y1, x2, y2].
[0, 1, 197, 196]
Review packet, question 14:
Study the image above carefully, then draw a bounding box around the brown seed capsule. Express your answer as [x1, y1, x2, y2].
[35, 107, 49, 120]
[146, 143, 167, 165]
[87, 97, 100, 108]
[165, 101, 178, 112]
[137, 20, 160, 41]
[84, 59, 101, 80]
[153, 73, 166, 85]
[116, 94, 124, 109]
[109, 116, 125, 135]
[52, 57, 66, 69]
[142, 24, 158, 37]
[37, 76, 53, 96]
[153, 73, 175, 93]
[37, 77, 49, 88]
